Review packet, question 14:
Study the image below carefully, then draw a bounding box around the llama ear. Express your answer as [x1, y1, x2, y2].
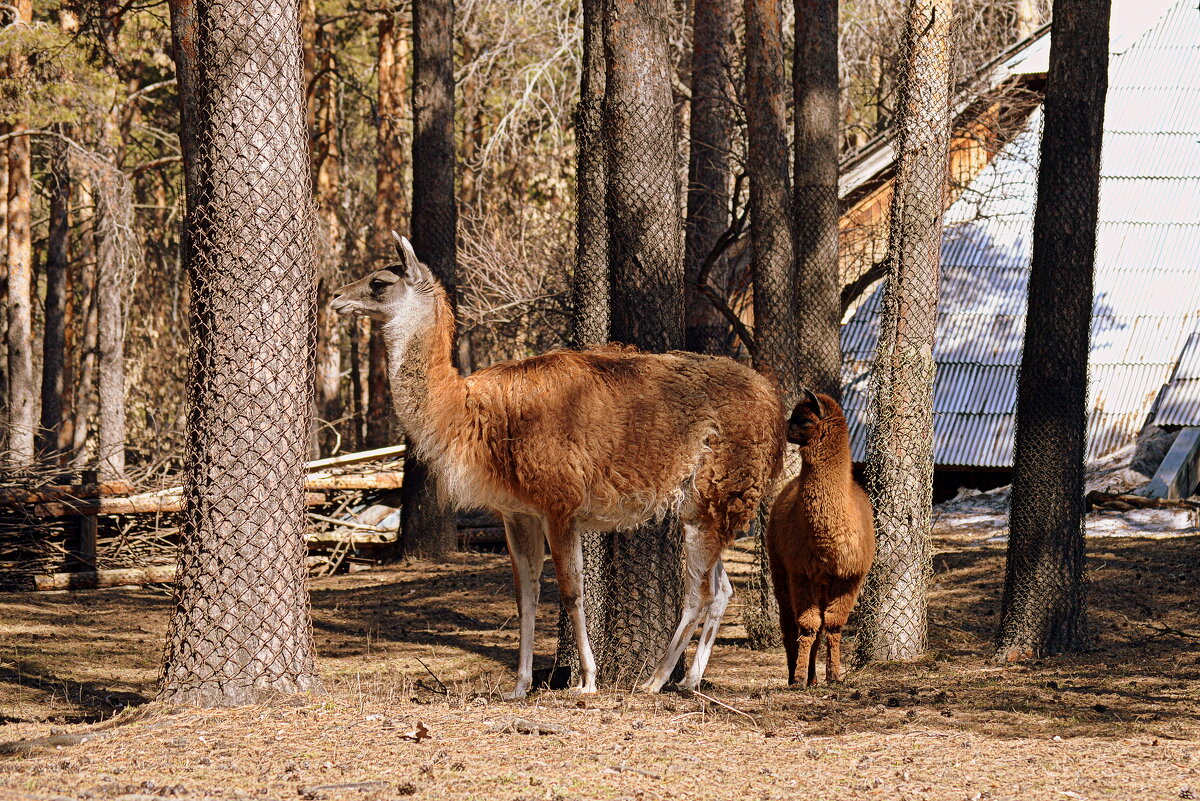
[802, 388, 825, 420]
[392, 231, 420, 271]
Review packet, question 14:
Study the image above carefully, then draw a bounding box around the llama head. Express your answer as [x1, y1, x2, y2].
[330, 233, 441, 324]
[786, 389, 844, 448]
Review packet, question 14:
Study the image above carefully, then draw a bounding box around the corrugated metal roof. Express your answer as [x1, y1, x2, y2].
[841, 0, 1200, 465]
[1156, 332, 1200, 426]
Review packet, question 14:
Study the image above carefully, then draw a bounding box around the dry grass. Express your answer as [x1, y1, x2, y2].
[1, 525, 1199, 800]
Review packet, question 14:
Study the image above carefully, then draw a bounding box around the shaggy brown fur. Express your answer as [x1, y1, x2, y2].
[332, 236, 785, 697]
[766, 391, 875, 686]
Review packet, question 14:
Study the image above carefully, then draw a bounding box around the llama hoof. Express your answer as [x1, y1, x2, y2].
[568, 684, 597, 696]
[502, 686, 529, 700]
[636, 679, 665, 694]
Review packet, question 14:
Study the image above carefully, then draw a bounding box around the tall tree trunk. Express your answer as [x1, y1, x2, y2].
[683, 0, 734, 356]
[557, 0, 610, 687]
[590, 0, 686, 687]
[742, 0, 797, 651]
[569, 0, 609, 349]
[793, 0, 843, 399]
[160, 0, 321, 705]
[995, 0, 1108, 662]
[40, 136, 71, 459]
[856, 0, 953, 663]
[4, 0, 35, 466]
[70, 180, 98, 467]
[402, 0, 458, 557]
[95, 169, 131, 481]
[368, 10, 409, 450]
[0, 137, 7, 415]
[313, 21, 344, 456]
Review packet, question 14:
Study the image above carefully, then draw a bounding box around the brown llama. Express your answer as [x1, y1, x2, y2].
[331, 235, 785, 698]
[766, 390, 875, 686]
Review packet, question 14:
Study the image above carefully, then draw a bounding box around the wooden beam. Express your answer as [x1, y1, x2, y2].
[304, 472, 403, 490]
[33, 492, 328, 517]
[33, 564, 177, 591]
[304, 444, 406, 470]
[0, 481, 136, 506]
[1140, 428, 1200, 500]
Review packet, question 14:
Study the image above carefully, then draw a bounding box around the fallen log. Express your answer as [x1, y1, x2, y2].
[0, 481, 136, 506]
[33, 564, 177, 591]
[33, 492, 328, 517]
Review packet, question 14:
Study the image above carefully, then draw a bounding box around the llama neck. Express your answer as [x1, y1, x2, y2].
[380, 293, 466, 452]
[797, 428, 855, 528]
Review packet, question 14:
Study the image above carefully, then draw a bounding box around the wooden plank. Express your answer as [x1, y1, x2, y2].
[304, 472, 404, 490]
[1141, 427, 1200, 500]
[34, 492, 329, 517]
[304, 444, 406, 470]
[33, 564, 177, 591]
[0, 481, 136, 506]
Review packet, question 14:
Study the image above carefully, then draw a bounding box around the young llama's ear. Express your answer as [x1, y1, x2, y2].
[391, 231, 437, 288]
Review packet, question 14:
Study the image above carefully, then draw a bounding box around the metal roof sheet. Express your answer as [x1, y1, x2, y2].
[1156, 332, 1200, 426]
[841, 0, 1200, 465]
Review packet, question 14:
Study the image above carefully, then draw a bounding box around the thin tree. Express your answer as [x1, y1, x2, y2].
[557, 0, 609, 686]
[742, 0, 798, 650]
[401, 0, 458, 556]
[160, 0, 320, 705]
[39, 137, 71, 459]
[94, 168, 131, 480]
[684, 0, 735, 356]
[4, 0, 35, 465]
[367, 8, 408, 449]
[589, 0, 686, 686]
[793, 0, 843, 399]
[995, 0, 1109, 662]
[856, 0, 953, 663]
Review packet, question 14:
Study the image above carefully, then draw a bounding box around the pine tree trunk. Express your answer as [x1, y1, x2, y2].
[160, 0, 321, 706]
[402, 0, 458, 557]
[557, 0, 610, 686]
[995, 0, 1108, 662]
[742, 0, 796, 651]
[683, 0, 734, 356]
[569, 0, 609, 349]
[70, 184, 98, 467]
[591, 0, 685, 687]
[0, 138, 8, 416]
[95, 172, 130, 480]
[4, 0, 35, 465]
[856, 0, 953, 663]
[793, 0, 843, 399]
[368, 10, 408, 450]
[39, 136, 71, 459]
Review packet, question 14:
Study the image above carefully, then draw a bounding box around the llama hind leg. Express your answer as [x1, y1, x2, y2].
[640, 524, 716, 693]
[789, 577, 823, 687]
[679, 557, 733, 690]
[546, 519, 598, 694]
[822, 581, 862, 683]
[502, 513, 545, 700]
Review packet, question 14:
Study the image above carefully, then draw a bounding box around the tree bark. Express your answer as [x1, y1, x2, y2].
[683, 0, 734, 356]
[995, 0, 1108, 662]
[160, 0, 321, 706]
[591, 0, 686, 687]
[40, 136, 72, 459]
[793, 0, 843, 399]
[70, 182, 98, 468]
[856, 0, 953, 664]
[4, 0, 35, 466]
[402, 0, 458, 557]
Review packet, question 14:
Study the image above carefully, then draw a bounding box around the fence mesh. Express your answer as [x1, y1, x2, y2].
[855, 0, 954, 664]
[158, 0, 320, 705]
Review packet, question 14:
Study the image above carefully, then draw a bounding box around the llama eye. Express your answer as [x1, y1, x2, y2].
[370, 279, 388, 291]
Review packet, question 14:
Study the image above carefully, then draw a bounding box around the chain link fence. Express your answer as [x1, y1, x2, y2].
[855, 0, 955, 664]
[158, 0, 320, 705]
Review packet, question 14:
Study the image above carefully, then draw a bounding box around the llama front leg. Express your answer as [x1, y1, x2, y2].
[502, 513, 545, 700]
[641, 525, 715, 693]
[546, 519, 597, 694]
[678, 558, 733, 690]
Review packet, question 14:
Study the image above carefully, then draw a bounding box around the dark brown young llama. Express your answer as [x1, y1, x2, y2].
[766, 390, 875, 685]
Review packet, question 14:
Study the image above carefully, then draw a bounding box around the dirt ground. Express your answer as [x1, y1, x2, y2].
[1, 521, 1198, 801]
